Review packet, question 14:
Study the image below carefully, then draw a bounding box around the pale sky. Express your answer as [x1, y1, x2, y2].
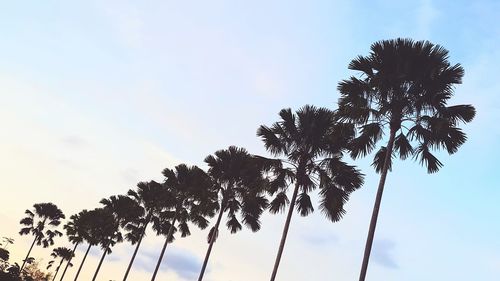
[1, 1, 499, 280]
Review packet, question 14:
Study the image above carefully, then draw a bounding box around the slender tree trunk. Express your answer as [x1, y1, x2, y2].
[91, 248, 108, 281]
[73, 244, 91, 281]
[52, 258, 64, 281]
[123, 215, 151, 281]
[20, 234, 38, 273]
[59, 243, 78, 281]
[197, 205, 225, 281]
[151, 213, 178, 281]
[358, 129, 397, 281]
[269, 181, 300, 281]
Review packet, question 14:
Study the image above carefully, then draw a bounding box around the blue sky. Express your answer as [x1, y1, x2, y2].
[0, 0, 499, 280]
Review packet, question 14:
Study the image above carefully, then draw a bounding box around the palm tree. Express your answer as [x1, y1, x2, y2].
[73, 208, 109, 281]
[19, 203, 65, 272]
[59, 210, 92, 281]
[122, 181, 169, 281]
[150, 164, 218, 281]
[197, 146, 269, 281]
[0, 237, 14, 250]
[335, 38, 476, 281]
[92, 196, 143, 281]
[257, 105, 364, 281]
[47, 247, 74, 281]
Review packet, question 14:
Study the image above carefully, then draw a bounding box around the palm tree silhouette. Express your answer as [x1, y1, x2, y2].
[150, 164, 218, 281]
[122, 181, 169, 281]
[92, 196, 143, 281]
[257, 105, 364, 281]
[19, 203, 65, 273]
[335, 38, 476, 281]
[58, 210, 92, 281]
[73, 208, 109, 281]
[47, 247, 74, 281]
[197, 146, 269, 281]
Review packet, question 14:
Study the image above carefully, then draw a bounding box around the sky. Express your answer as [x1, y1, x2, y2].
[0, 0, 499, 280]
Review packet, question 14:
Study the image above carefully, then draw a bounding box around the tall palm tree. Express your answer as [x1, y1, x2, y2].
[150, 164, 218, 281]
[335, 38, 476, 281]
[47, 247, 74, 281]
[19, 203, 65, 272]
[73, 208, 108, 281]
[257, 105, 364, 281]
[92, 196, 143, 281]
[122, 181, 170, 281]
[59, 210, 92, 281]
[197, 146, 269, 281]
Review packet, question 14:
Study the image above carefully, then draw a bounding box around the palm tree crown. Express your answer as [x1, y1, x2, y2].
[156, 164, 218, 239]
[20, 203, 65, 248]
[205, 146, 269, 234]
[125, 181, 168, 244]
[258, 105, 364, 221]
[47, 247, 74, 270]
[337, 38, 476, 172]
[64, 210, 92, 246]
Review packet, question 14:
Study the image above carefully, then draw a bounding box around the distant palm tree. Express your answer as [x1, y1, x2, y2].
[150, 164, 218, 281]
[19, 203, 65, 272]
[335, 38, 476, 281]
[197, 146, 269, 281]
[73, 208, 109, 281]
[122, 181, 170, 281]
[59, 210, 92, 281]
[91, 196, 143, 281]
[257, 105, 364, 281]
[0, 237, 14, 250]
[47, 247, 74, 281]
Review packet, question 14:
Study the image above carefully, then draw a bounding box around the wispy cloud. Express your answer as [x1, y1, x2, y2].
[61, 135, 88, 149]
[301, 232, 338, 246]
[416, 0, 439, 38]
[134, 246, 203, 280]
[372, 239, 398, 269]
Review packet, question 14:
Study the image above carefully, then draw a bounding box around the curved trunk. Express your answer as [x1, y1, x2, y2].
[123, 214, 151, 281]
[20, 234, 38, 273]
[73, 244, 91, 281]
[52, 258, 64, 281]
[59, 243, 78, 281]
[151, 212, 179, 281]
[269, 181, 300, 281]
[358, 129, 397, 281]
[91, 248, 108, 281]
[197, 204, 225, 281]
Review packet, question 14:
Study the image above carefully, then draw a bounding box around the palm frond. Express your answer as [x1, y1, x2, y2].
[415, 144, 443, 173]
[268, 192, 289, 214]
[371, 146, 393, 174]
[295, 192, 314, 216]
[319, 186, 349, 222]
